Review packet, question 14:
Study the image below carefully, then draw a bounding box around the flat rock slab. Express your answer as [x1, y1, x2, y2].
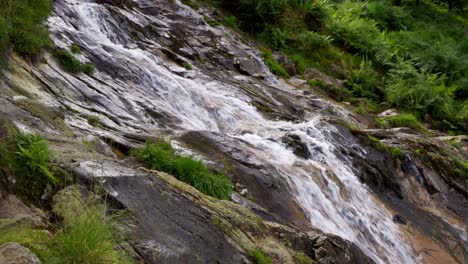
[70, 159, 244, 264]
[0, 242, 41, 264]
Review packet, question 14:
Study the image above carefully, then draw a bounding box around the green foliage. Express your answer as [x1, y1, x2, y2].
[54, 49, 95, 74]
[368, 135, 388, 151]
[132, 138, 233, 199]
[182, 62, 193, 70]
[181, 0, 200, 10]
[87, 116, 102, 127]
[361, 1, 410, 31]
[261, 51, 289, 78]
[344, 60, 382, 99]
[294, 252, 314, 264]
[386, 66, 456, 120]
[0, 0, 52, 58]
[251, 248, 272, 264]
[50, 205, 132, 264]
[378, 113, 425, 131]
[12, 133, 58, 199]
[0, 205, 132, 264]
[391, 147, 404, 159]
[222, 15, 240, 30]
[453, 157, 468, 178]
[0, 227, 53, 261]
[70, 43, 81, 54]
[210, 0, 467, 131]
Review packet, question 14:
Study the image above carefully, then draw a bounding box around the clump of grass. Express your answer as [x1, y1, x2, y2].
[261, 51, 289, 78]
[70, 43, 81, 54]
[250, 248, 272, 264]
[182, 62, 192, 70]
[87, 116, 102, 127]
[378, 113, 425, 132]
[131, 138, 233, 199]
[391, 147, 404, 159]
[453, 158, 468, 178]
[368, 135, 388, 151]
[0, 205, 132, 264]
[204, 16, 220, 27]
[50, 205, 132, 264]
[293, 252, 313, 264]
[54, 49, 94, 74]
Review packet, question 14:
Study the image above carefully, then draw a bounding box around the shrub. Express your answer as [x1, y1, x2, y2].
[0, 0, 52, 57]
[296, 31, 332, 50]
[361, 1, 410, 31]
[54, 49, 94, 74]
[12, 133, 58, 199]
[223, 15, 240, 30]
[386, 65, 456, 120]
[132, 139, 233, 199]
[251, 249, 272, 264]
[344, 60, 382, 100]
[261, 51, 289, 78]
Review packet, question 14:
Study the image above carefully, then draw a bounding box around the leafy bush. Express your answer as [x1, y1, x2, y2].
[386, 65, 456, 120]
[0, 0, 52, 57]
[344, 60, 382, 99]
[132, 139, 233, 199]
[361, 1, 410, 31]
[54, 49, 94, 74]
[12, 133, 58, 199]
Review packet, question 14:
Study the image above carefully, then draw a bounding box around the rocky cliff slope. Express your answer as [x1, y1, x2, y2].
[0, 0, 467, 263]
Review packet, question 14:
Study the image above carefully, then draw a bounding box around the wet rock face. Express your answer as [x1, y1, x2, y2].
[0, 242, 41, 264]
[0, 192, 45, 228]
[70, 159, 245, 264]
[281, 134, 311, 159]
[179, 131, 312, 228]
[268, 223, 375, 264]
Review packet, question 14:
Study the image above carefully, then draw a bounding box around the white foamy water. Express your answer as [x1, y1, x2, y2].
[48, 1, 419, 263]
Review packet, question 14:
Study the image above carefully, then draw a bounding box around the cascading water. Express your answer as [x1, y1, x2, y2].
[48, 1, 419, 263]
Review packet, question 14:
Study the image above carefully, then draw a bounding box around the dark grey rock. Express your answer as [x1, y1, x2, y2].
[0, 242, 41, 264]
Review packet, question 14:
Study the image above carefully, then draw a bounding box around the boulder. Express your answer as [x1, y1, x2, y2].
[281, 134, 311, 159]
[0, 193, 45, 228]
[0, 242, 41, 264]
[267, 222, 376, 264]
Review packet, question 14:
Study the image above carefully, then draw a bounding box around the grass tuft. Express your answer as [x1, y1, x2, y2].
[131, 138, 233, 199]
[250, 248, 272, 264]
[54, 49, 94, 74]
[50, 205, 132, 264]
[261, 51, 289, 78]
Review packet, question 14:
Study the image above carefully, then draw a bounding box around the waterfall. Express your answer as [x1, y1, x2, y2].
[48, 1, 419, 263]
